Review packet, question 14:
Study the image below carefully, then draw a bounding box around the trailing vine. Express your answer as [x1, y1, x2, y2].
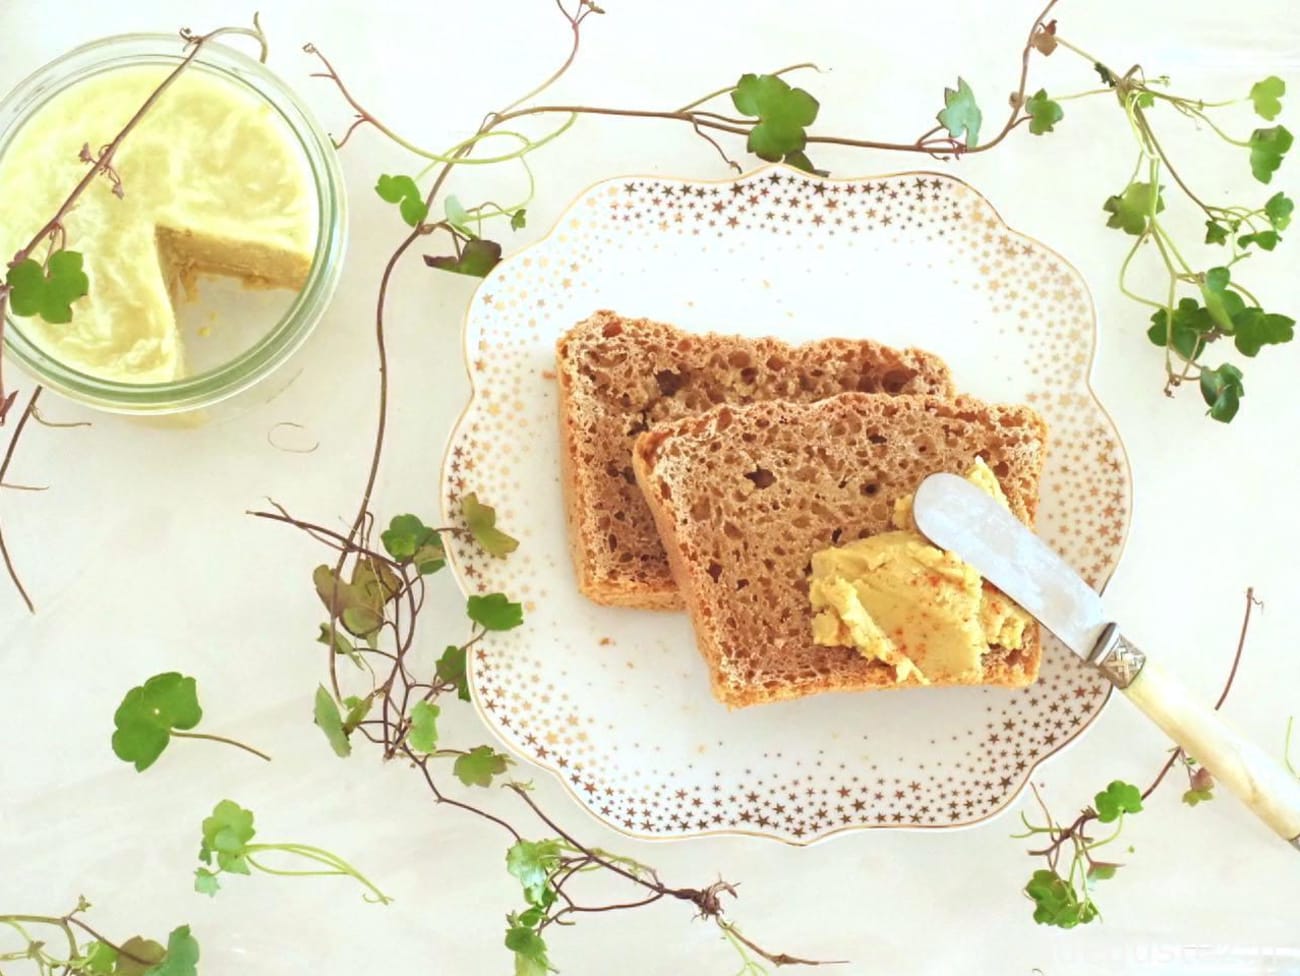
[1016, 589, 1259, 928]
[0, 3, 1295, 974]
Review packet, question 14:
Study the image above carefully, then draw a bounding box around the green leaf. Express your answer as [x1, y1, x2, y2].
[145, 925, 200, 976]
[505, 925, 552, 976]
[80, 941, 119, 974]
[111, 673, 202, 772]
[381, 514, 445, 574]
[352, 557, 401, 605]
[936, 77, 982, 147]
[436, 645, 471, 701]
[193, 867, 220, 897]
[313, 565, 372, 637]
[1024, 869, 1098, 928]
[1249, 125, 1293, 184]
[1025, 89, 1063, 135]
[1204, 219, 1230, 245]
[425, 238, 502, 277]
[1086, 862, 1119, 882]
[1250, 76, 1285, 121]
[1094, 780, 1143, 823]
[445, 195, 475, 237]
[6, 251, 91, 325]
[316, 623, 364, 669]
[1147, 299, 1212, 360]
[375, 174, 428, 227]
[314, 685, 352, 757]
[510, 209, 528, 231]
[407, 701, 441, 754]
[507, 839, 563, 904]
[1232, 309, 1293, 356]
[1200, 363, 1245, 422]
[730, 72, 820, 162]
[782, 150, 827, 177]
[313, 558, 399, 638]
[114, 937, 165, 976]
[1238, 230, 1280, 251]
[1265, 191, 1294, 230]
[1182, 787, 1215, 806]
[460, 492, 519, 557]
[1199, 266, 1245, 332]
[199, 799, 255, 875]
[341, 694, 372, 733]
[467, 593, 524, 631]
[454, 745, 512, 787]
[1134, 91, 1156, 109]
[1103, 182, 1164, 235]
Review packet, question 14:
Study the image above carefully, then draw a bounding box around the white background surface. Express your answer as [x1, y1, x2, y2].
[1, 1, 1298, 973]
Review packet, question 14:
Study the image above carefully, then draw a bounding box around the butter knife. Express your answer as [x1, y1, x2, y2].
[913, 472, 1300, 849]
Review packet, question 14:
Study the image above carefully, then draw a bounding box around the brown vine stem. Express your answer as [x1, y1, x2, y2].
[0, 386, 42, 613]
[0, 911, 155, 968]
[1029, 587, 1259, 860]
[1138, 586, 1259, 801]
[249, 504, 400, 570]
[503, 782, 842, 968]
[64, 916, 155, 966]
[483, 0, 1059, 156]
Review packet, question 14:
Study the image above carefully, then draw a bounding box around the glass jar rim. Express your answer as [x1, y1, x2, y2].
[0, 31, 347, 414]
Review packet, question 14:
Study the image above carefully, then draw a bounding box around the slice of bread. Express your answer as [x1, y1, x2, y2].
[631, 393, 1048, 708]
[556, 311, 954, 609]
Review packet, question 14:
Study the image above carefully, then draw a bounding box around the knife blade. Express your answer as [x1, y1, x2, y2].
[912, 471, 1300, 850]
[911, 473, 1109, 660]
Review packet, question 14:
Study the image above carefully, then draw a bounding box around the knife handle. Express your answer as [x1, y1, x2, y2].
[1103, 636, 1300, 849]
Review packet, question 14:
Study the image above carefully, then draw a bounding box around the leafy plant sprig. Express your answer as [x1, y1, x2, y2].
[1015, 588, 1258, 928]
[252, 491, 837, 971]
[0, 897, 197, 976]
[310, 0, 1290, 424]
[111, 672, 270, 771]
[193, 799, 391, 903]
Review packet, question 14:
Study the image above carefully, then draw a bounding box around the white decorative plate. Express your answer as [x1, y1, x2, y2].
[441, 165, 1131, 844]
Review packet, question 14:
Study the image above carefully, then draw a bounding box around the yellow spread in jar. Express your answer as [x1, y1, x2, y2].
[809, 459, 1031, 682]
[0, 67, 315, 384]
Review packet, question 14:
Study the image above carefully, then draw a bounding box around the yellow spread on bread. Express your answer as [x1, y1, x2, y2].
[808, 458, 1031, 682]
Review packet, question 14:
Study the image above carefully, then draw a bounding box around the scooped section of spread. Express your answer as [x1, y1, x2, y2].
[808, 459, 1031, 682]
[0, 67, 315, 384]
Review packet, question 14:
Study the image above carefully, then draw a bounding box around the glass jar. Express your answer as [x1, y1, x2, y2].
[0, 32, 347, 417]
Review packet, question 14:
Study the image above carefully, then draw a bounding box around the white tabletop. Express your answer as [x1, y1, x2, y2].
[2, 1, 1298, 973]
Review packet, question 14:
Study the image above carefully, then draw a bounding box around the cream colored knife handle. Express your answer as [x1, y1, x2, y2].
[1096, 634, 1300, 848]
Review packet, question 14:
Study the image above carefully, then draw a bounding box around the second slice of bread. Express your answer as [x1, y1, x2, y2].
[556, 311, 954, 609]
[632, 393, 1048, 708]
